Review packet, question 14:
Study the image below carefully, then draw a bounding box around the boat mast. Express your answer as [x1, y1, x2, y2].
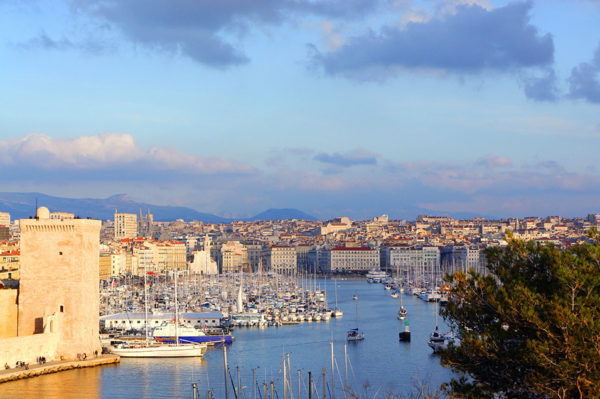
[144, 263, 149, 346]
[175, 269, 179, 345]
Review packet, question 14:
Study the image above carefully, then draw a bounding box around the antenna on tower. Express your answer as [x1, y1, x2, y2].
[35, 197, 38, 218]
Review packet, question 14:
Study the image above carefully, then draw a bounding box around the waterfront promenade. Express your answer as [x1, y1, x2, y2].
[0, 354, 120, 384]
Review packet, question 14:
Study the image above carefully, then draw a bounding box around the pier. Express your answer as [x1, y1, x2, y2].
[0, 355, 120, 384]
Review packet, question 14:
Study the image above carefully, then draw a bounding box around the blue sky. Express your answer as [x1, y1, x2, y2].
[1, 0, 600, 220]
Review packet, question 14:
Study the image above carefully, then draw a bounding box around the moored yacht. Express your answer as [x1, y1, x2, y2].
[153, 322, 234, 344]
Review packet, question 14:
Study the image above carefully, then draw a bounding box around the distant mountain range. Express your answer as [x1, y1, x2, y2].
[0, 192, 316, 223]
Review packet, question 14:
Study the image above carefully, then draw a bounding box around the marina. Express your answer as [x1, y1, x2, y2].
[0, 278, 454, 398]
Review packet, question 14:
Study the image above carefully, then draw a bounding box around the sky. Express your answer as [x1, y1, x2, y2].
[1, 0, 600, 220]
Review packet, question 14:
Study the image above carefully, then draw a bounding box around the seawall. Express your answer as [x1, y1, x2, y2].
[0, 354, 120, 384]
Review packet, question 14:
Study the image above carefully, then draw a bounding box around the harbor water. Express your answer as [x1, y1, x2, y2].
[0, 279, 454, 398]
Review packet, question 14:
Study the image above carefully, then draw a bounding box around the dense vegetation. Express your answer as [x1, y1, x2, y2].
[440, 231, 600, 398]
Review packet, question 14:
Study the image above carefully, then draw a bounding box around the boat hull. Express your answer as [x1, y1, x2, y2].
[109, 344, 207, 358]
[155, 335, 234, 344]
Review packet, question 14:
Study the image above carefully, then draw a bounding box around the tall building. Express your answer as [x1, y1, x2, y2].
[0, 211, 10, 227]
[3, 206, 102, 363]
[220, 241, 248, 272]
[264, 245, 297, 273]
[114, 211, 138, 240]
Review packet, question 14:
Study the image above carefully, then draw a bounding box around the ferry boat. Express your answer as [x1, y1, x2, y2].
[366, 269, 388, 283]
[153, 322, 234, 344]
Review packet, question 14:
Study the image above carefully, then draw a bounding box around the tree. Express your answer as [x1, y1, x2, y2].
[440, 231, 600, 398]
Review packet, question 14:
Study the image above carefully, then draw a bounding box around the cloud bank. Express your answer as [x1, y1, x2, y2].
[0, 133, 255, 175]
[2, 134, 599, 219]
[312, 1, 553, 79]
[71, 0, 385, 67]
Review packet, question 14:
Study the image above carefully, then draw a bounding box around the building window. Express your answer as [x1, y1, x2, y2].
[60, 305, 64, 312]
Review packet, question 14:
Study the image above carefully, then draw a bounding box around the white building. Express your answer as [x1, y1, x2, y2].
[101, 311, 223, 331]
[114, 212, 138, 240]
[189, 249, 218, 275]
[382, 246, 440, 281]
[323, 246, 379, 273]
[264, 246, 297, 273]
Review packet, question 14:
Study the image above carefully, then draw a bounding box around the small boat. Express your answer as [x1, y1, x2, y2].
[397, 306, 407, 320]
[390, 291, 399, 298]
[347, 298, 364, 341]
[397, 285, 407, 319]
[346, 328, 364, 341]
[427, 327, 456, 353]
[332, 281, 343, 318]
[352, 294, 358, 300]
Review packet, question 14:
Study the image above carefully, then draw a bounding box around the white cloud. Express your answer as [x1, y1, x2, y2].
[0, 133, 255, 175]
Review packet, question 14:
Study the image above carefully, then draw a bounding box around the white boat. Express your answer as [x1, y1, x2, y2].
[427, 302, 455, 353]
[110, 341, 206, 358]
[418, 290, 441, 302]
[397, 306, 407, 320]
[332, 281, 343, 318]
[427, 326, 446, 352]
[365, 269, 388, 283]
[347, 298, 364, 341]
[346, 328, 364, 341]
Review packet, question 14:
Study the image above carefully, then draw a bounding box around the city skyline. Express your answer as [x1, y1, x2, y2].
[1, 0, 600, 219]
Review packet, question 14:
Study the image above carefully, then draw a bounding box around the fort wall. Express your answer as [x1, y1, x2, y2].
[0, 289, 17, 339]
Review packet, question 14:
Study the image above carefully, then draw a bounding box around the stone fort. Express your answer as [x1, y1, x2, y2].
[0, 207, 101, 365]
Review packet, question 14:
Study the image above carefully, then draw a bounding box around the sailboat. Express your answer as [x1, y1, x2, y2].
[397, 285, 407, 320]
[347, 298, 364, 341]
[109, 269, 207, 358]
[332, 280, 343, 318]
[427, 300, 453, 353]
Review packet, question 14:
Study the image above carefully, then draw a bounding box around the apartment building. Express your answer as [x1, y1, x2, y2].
[382, 246, 440, 280]
[114, 211, 138, 240]
[322, 246, 379, 273]
[264, 245, 297, 273]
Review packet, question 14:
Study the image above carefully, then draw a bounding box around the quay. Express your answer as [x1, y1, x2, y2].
[0, 355, 120, 384]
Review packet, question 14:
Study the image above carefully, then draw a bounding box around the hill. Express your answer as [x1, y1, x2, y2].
[248, 208, 316, 221]
[0, 193, 317, 223]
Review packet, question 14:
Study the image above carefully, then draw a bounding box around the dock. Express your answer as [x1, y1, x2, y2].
[0, 354, 120, 384]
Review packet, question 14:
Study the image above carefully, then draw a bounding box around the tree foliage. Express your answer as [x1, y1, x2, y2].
[440, 231, 600, 398]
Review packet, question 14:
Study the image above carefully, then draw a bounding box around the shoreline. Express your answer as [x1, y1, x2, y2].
[0, 355, 120, 384]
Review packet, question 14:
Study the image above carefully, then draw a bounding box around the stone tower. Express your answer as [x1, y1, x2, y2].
[18, 207, 102, 360]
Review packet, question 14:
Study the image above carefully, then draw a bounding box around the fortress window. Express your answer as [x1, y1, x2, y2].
[60, 305, 64, 312]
